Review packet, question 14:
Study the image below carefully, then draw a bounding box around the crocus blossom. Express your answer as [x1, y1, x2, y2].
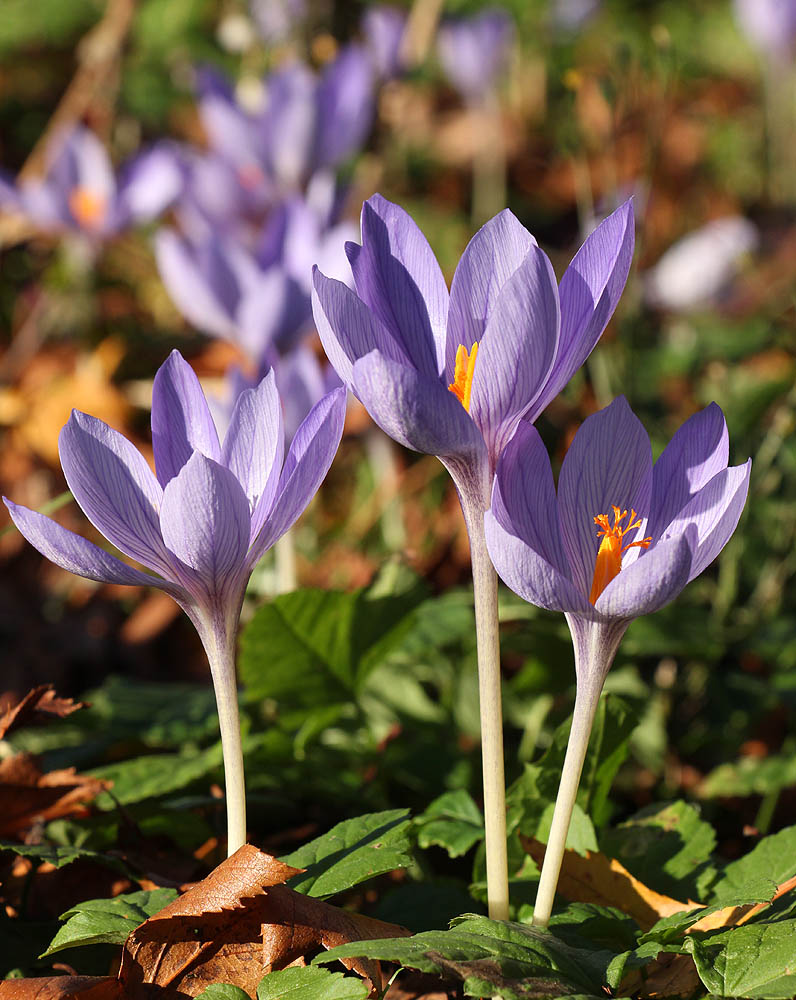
[7, 127, 182, 238]
[4, 350, 346, 854]
[437, 8, 514, 102]
[734, 0, 796, 60]
[484, 396, 751, 924]
[362, 5, 408, 80]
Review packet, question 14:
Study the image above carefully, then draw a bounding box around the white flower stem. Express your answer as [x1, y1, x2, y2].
[202, 623, 247, 856]
[275, 529, 297, 594]
[461, 494, 509, 922]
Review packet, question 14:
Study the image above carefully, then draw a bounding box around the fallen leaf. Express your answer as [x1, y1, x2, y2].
[119, 844, 410, 998]
[0, 976, 119, 1000]
[0, 753, 109, 837]
[689, 872, 796, 933]
[522, 836, 700, 931]
[619, 952, 702, 999]
[0, 685, 87, 739]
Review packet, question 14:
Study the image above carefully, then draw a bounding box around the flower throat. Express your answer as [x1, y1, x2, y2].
[448, 342, 479, 411]
[589, 506, 651, 604]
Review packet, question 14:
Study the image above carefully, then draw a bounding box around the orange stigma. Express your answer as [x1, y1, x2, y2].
[448, 342, 479, 411]
[589, 506, 651, 604]
[68, 186, 107, 230]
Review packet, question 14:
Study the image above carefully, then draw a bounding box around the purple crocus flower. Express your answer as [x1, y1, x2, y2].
[437, 8, 514, 103]
[484, 397, 751, 925]
[3, 351, 346, 855]
[362, 5, 408, 80]
[734, 0, 796, 60]
[551, 0, 602, 32]
[11, 126, 182, 238]
[250, 0, 306, 43]
[312, 192, 634, 921]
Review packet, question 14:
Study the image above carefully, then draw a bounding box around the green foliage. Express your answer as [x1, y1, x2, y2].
[197, 986, 251, 1000]
[0, 841, 129, 874]
[708, 825, 796, 901]
[700, 751, 796, 798]
[281, 809, 413, 898]
[41, 888, 177, 955]
[415, 789, 484, 858]
[89, 741, 224, 806]
[257, 966, 368, 1000]
[685, 921, 796, 999]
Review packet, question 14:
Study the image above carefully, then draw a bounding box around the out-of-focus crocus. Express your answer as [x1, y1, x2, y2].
[734, 0, 796, 60]
[362, 5, 408, 80]
[485, 397, 751, 926]
[643, 216, 758, 312]
[551, 0, 602, 32]
[250, 0, 306, 43]
[437, 8, 514, 102]
[4, 350, 346, 856]
[260, 46, 374, 190]
[312, 192, 634, 922]
[9, 127, 182, 239]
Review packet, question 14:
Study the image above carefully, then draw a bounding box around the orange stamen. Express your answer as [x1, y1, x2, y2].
[68, 186, 107, 230]
[589, 505, 651, 604]
[448, 341, 479, 411]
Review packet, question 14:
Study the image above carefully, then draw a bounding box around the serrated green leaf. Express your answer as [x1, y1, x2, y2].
[197, 986, 252, 999]
[685, 920, 796, 998]
[709, 826, 796, 902]
[416, 790, 484, 858]
[315, 914, 613, 998]
[599, 800, 717, 900]
[89, 741, 224, 806]
[41, 888, 177, 956]
[281, 810, 412, 898]
[639, 885, 776, 946]
[0, 842, 129, 874]
[257, 966, 368, 1000]
[239, 577, 427, 708]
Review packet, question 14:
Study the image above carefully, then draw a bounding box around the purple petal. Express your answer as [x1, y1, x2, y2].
[3, 500, 179, 593]
[347, 195, 446, 377]
[661, 460, 751, 582]
[595, 529, 695, 619]
[352, 350, 485, 461]
[155, 229, 237, 341]
[446, 209, 536, 379]
[437, 9, 514, 100]
[485, 509, 592, 614]
[262, 63, 317, 187]
[648, 403, 729, 540]
[221, 369, 285, 540]
[151, 350, 222, 486]
[363, 5, 407, 79]
[236, 270, 311, 357]
[311, 268, 409, 388]
[59, 412, 174, 578]
[558, 397, 652, 599]
[116, 145, 184, 225]
[159, 452, 251, 596]
[490, 421, 570, 575]
[530, 199, 635, 420]
[315, 44, 375, 170]
[249, 387, 346, 563]
[273, 345, 328, 443]
[468, 245, 560, 463]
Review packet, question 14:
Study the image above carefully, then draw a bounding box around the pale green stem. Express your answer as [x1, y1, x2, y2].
[202, 622, 247, 855]
[460, 494, 509, 922]
[275, 529, 297, 594]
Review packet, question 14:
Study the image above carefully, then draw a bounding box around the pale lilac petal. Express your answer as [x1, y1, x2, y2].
[530, 199, 634, 420]
[661, 461, 751, 581]
[363, 5, 407, 78]
[236, 270, 311, 357]
[263, 63, 317, 187]
[274, 345, 328, 442]
[468, 246, 560, 462]
[248, 387, 346, 563]
[117, 145, 184, 225]
[71, 128, 116, 202]
[155, 229, 237, 341]
[4, 500, 179, 593]
[160, 453, 251, 596]
[59, 412, 173, 578]
[151, 350, 222, 486]
[490, 421, 570, 575]
[595, 529, 695, 619]
[446, 209, 536, 378]
[558, 397, 652, 598]
[649, 403, 729, 540]
[221, 369, 285, 541]
[352, 350, 485, 460]
[485, 510, 592, 615]
[347, 195, 445, 377]
[315, 44, 374, 170]
[311, 268, 409, 388]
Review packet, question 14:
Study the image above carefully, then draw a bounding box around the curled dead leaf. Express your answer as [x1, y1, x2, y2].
[0, 976, 119, 1000]
[0, 685, 87, 740]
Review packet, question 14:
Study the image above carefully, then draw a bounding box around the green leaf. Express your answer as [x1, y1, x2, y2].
[239, 575, 427, 708]
[640, 886, 776, 946]
[599, 800, 717, 900]
[281, 810, 412, 898]
[700, 752, 796, 798]
[89, 741, 224, 805]
[576, 696, 637, 827]
[0, 842, 129, 874]
[685, 920, 796, 998]
[416, 790, 484, 858]
[197, 986, 252, 999]
[709, 825, 796, 902]
[315, 914, 614, 998]
[41, 888, 177, 956]
[257, 966, 368, 1000]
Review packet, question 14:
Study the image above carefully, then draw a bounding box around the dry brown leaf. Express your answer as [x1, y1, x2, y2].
[522, 837, 700, 931]
[0, 752, 109, 836]
[0, 685, 87, 740]
[689, 871, 796, 933]
[118, 844, 410, 998]
[0, 976, 119, 1000]
[619, 952, 702, 999]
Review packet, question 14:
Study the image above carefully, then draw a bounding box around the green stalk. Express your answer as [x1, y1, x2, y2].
[460, 493, 509, 922]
